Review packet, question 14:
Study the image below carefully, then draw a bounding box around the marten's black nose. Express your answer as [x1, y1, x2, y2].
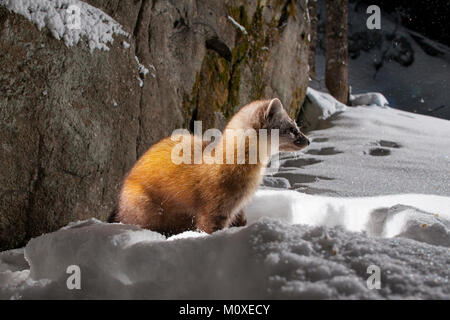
[307, 139, 310, 146]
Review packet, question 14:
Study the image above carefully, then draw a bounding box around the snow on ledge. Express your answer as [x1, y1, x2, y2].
[227, 15, 248, 35]
[0, 0, 128, 52]
[301, 87, 347, 130]
[350, 92, 389, 107]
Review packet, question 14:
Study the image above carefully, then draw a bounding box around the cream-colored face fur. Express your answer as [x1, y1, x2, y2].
[264, 98, 310, 152]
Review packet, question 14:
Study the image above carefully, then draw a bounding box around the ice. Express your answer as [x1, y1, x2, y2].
[0, 0, 128, 52]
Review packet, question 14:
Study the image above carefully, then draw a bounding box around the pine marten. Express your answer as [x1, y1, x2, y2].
[110, 98, 310, 235]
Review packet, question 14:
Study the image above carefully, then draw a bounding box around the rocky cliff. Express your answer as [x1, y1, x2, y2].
[0, 0, 310, 250]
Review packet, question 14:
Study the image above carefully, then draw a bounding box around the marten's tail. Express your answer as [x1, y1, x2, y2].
[107, 207, 118, 223]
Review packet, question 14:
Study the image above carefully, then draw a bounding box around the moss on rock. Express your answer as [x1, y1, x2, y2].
[184, 0, 309, 131]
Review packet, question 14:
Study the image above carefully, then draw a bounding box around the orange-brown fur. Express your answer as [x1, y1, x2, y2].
[114, 99, 309, 235]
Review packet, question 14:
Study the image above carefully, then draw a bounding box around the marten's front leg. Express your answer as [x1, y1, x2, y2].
[229, 209, 247, 227]
[196, 212, 230, 234]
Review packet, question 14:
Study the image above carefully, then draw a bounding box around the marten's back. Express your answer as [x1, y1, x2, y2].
[115, 134, 229, 232]
[122, 134, 203, 209]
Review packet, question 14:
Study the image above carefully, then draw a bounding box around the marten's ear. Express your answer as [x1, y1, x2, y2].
[264, 98, 284, 121]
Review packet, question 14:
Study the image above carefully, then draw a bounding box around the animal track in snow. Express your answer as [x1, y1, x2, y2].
[369, 148, 391, 156]
[274, 171, 334, 184]
[281, 157, 322, 168]
[366, 140, 401, 157]
[375, 140, 401, 148]
[305, 147, 343, 156]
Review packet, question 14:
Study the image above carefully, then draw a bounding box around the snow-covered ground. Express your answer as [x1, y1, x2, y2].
[1, 90, 449, 299]
[282, 96, 450, 197]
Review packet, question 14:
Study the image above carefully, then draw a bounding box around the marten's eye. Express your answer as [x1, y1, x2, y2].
[289, 127, 296, 134]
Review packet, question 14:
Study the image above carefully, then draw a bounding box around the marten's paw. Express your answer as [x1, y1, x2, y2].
[196, 213, 229, 234]
[229, 210, 247, 228]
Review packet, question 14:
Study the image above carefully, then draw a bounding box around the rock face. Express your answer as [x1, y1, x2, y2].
[0, 0, 310, 250]
[0, 3, 141, 250]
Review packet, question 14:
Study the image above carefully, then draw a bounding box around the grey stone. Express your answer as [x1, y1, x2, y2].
[0, 0, 310, 250]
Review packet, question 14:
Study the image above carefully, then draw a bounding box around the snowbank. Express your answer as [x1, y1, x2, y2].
[246, 190, 450, 247]
[1, 205, 449, 299]
[1, 178, 449, 299]
[0, 0, 128, 51]
[301, 87, 347, 130]
[349, 92, 389, 107]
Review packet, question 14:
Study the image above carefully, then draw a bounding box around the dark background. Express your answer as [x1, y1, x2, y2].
[358, 0, 450, 46]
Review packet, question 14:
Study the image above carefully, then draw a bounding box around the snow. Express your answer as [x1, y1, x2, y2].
[227, 15, 248, 35]
[137, 76, 143, 88]
[262, 176, 291, 189]
[135, 56, 151, 85]
[301, 87, 347, 130]
[349, 92, 389, 107]
[1, 215, 449, 299]
[148, 64, 156, 79]
[1, 89, 449, 299]
[0, 0, 128, 52]
[279, 104, 450, 197]
[246, 190, 450, 247]
[135, 56, 149, 77]
[314, 1, 450, 120]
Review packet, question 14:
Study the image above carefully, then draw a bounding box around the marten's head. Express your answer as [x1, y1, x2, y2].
[262, 98, 310, 152]
[225, 98, 310, 156]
